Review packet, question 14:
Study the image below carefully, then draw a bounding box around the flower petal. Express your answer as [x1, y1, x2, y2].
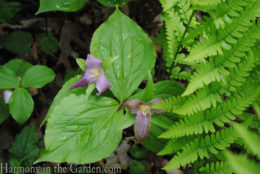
[3, 90, 13, 104]
[121, 99, 143, 114]
[70, 70, 93, 89]
[85, 54, 102, 69]
[134, 111, 151, 143]
[95, 70, 111, 95]
[148, 98, 164, 106]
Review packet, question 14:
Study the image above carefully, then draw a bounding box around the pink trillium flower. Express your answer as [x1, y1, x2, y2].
[70, 54, 111, 95]
[121, 98, 165, 143]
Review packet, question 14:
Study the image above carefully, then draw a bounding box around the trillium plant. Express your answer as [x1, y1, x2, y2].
[36, 7, 177, 166]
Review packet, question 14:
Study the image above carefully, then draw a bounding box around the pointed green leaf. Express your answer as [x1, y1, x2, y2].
[36, 94, 125, 164]
[97, 0, 133, 7]
[36, 0, 88, 14]
[22, 65, 55, 88]
[76, 58, 86, 71]
[90, 9, 156, 102]
[9, 88, 34, 124]
[142, 71, 154, 102]
[5, 59, 33, 77]
[0, 65, 20, 89]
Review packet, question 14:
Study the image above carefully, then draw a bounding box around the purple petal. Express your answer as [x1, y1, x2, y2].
[95, 70, 111, 95]
[85, 54, 102, 69]
[134, 111, 151, 143]
[148, 98, 164, 106]
[121, 99, 144, 114]
[70, 70, 93, 89]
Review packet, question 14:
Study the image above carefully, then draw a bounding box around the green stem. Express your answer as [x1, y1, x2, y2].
[169, 11, 195, 73]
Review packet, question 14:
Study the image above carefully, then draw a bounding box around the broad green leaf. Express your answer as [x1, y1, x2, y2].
[36, 94, 125, 164]
[0, 99, 9, 124]
[0, 0, 22, 23]
[9, 123, 39, 167]
[41, 75, 84, 126]
[233, 124, 260, 158]
[5, 59, 33, 77]
[97, 0, 133, 7]
[22, 65, 55, 88]
[90, 9, 156, 102]
[9, 88, 34, 124]
[129, 145, 148, 159]
[225, 151, 260, 174]
[41, 33, 59, 56]
[0, 31, 33, 54]
[36, 0, 88, 14]
[0, 65, 20, 89]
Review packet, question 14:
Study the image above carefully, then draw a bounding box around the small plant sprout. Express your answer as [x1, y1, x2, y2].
[121, 98, 165, 143]
[70, 54, 111, 95]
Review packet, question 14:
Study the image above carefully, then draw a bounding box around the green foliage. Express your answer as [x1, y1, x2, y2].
[36, 94, 132, 164]
[0, 0, 22, 23]
[129, 160, 147, 174]
[9, 88, 34, 124]
[0, 31, 33, 54]
[0, 99, 9, 124]
[0, 59, 55, 124]
[5, 59, 33, 77]
[22, 65, 55, 88]
[156, 0, 260, 172]
[97, 0, 133, 7]
[129, 145, 148, 159]
[0, 66, 20, 89]
[40, 33, 59, 56]
[9, 123, 40, 167]
[90, 9, 155, 102]
[36, 0, 88, 14]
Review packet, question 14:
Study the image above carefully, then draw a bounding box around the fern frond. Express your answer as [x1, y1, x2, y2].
[160, 80, 260, 138]
[199, 161, 232, 174]
[182, 61, 229, 96]
[163, 128, 237, 170]
[233, 123, 260, 159]
[158, 135, 198, 155]
[184, 0, 260, 64]
[191, 0, 225, 11]
[183, 23, 260, 95]
[176, 85, 222, 115]
[224, 151, 260, 174]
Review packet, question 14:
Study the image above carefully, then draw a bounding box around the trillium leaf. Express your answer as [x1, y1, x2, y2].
[0, 65, 20, 89]
[90, 9, 156, 102]
[22, 65, 55, 88]
[9, 88, 34, 124]
[36, 94, 126, 164]
[0, 31, 33, 54]
[36, 0, 88, 14]
[5, 59, 33, 77]
[40, 75, 85, 126]
[97, 0, 133, 7]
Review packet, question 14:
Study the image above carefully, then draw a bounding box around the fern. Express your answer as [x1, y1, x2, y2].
[157, 0, 260, 172]
[199, 161, 232, 174]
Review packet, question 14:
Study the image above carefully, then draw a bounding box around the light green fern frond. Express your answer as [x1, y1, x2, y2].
[199, 161, 232, 174]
